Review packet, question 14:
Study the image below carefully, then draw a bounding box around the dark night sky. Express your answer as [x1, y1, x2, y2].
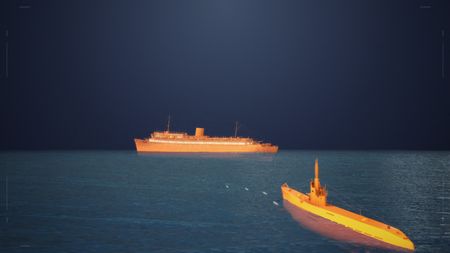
[1, 0, 449, 149]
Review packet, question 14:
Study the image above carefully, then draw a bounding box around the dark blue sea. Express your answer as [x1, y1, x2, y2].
[1, 151, 449, 252]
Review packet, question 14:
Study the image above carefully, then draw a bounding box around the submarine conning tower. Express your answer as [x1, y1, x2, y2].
[309, 159, 328, 206]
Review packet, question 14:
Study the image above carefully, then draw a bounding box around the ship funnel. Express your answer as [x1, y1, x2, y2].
[314, 159, 320, 189]
[195, 128, 205, 137]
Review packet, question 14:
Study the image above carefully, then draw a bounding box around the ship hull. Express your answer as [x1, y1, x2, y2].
[135, 139, 278, 153]
[281, 185, 414, 251]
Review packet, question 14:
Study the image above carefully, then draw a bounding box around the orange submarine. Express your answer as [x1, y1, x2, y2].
[281, 159, 415, 251]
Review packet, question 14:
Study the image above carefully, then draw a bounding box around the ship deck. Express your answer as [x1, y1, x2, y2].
[152, 136, 257, 142]
[148, 131, 277, 146]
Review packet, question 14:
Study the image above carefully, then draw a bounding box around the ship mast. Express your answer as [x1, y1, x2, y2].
[314, 158, 320, 190]
[166, 115, 171, 133]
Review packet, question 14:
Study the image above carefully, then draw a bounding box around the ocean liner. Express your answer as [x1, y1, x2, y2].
[134, 119, 278, 153]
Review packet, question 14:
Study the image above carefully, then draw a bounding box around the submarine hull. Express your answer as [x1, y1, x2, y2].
[281, 184, 414, 251]
[283, 200, 412, 252]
